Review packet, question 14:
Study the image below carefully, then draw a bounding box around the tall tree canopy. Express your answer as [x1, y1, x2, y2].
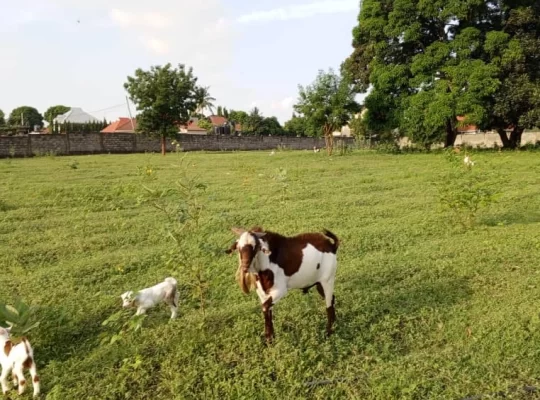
[284, 113, 309, 136]
[194, 86, 216, 116]
[343, 0, 540, 148]
[8, 106, 44, 129]
[44, 105, 70, 124]
[294, 69, 360, 154]
[0, 109, 5, 126]
[124, 63, 200, 155]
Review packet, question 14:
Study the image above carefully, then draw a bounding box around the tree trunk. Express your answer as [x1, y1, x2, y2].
[444, 118, 458, 148]
[497, 126, 523, 149]
[509, 126, 524, 148]
[324, 125, 334, 155]
[496, 128, 512, 148]
[161, 135, 166, 156]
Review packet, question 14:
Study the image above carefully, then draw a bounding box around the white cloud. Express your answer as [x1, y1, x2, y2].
[238, 0, 358, 24]
[109, 8, 171, 29]
[140, 36, 170, 55]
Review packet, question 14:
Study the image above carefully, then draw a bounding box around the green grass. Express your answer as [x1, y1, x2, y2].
[1, 150, 540, 399]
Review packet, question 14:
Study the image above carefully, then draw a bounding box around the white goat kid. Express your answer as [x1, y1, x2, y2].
[0, 326, 40, 397]
[121, 277, 179, 319]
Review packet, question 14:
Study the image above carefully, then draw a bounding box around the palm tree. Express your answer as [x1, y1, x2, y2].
[195, 86, 216, 116]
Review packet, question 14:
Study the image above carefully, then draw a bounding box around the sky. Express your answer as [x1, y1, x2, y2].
[0, 0, 361, 124]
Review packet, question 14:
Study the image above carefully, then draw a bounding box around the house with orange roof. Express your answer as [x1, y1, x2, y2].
[101, 118, 137, 133]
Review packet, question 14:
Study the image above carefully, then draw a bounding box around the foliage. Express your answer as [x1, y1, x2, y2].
[101, 310, 146, 345]
[44, 105, 70, 124]
[294, 69, 360, 154]
[197, 118, 213, 132]
[8, 106, 44, 128]
[136, 155, 209, 313]
[438, 153, 500, 229]
[283, 113, 308, 136]
[0, 299, 40, 336]
[261, 116, 284, 136]
[124, 63, 200, 154]
[0, 109, 5, 126]
[4, 152, 540, 399]
[229, 110, 249, 128]
[194, 86, 216, 116]
[343, 0, 540, 149]
[52, 120, 109, 134]
[242, 107, 265, 135]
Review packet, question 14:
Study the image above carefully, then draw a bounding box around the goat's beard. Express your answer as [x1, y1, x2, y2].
[236, 264, 257, 294]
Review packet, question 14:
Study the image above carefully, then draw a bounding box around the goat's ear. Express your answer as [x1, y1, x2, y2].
[231, 227, 246, 236]
[225, 241, 238, 254]
[253, 231, 267, 238]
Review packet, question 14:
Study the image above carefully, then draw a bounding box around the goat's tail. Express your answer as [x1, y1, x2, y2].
[164, 277, 177, 286]
[323, 229, 340, 253]
[22, 337, 33, 357]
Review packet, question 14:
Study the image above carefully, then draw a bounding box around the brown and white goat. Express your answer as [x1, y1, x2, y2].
[227, 227, 339, 342]
[0, 327, 40, 397]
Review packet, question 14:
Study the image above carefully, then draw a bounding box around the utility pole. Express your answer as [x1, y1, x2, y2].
[126, 96, 135, 132]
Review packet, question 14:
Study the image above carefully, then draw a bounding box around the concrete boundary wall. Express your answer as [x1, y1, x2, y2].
[0, 133, 355, 158]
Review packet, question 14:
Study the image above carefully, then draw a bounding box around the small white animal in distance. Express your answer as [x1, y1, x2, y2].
[269, 151, 275, 156]
[121, 277, 179, 319]
[0, 326, 40, 397]
[313, 146, 320, 153]
[464, 155, 475, 166]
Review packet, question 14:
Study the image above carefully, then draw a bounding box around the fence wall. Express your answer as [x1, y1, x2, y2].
[0, 133, 354, 158]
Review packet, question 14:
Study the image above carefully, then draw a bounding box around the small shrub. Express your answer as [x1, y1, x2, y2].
[438, 155, 500, 229]
[376, 141, 402, 154]
[68, 160, 79, 169]
[335, 140, 352, 156]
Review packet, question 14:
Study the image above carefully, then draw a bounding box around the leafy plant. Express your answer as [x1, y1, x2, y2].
[0, 299, 40, 336]
[438, 155, 500, 229]
[101, 310, 146, 345]
[136, 155, 210, 314]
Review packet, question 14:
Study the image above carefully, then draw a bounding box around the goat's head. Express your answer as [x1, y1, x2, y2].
[0, 326, 12, 340]
[228, 227, 271, 273]
[120, 291, 135, 308]
[228, 227, 271, 294]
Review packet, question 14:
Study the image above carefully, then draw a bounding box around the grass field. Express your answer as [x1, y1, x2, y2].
[1, 149, 540, 399]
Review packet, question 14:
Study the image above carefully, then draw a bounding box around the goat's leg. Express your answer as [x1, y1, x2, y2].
[0, 363, 11, 394]
[135, 306, 147, 316]
[169, 304, 178, 319]
[14, 365, 26, 395]
[28, 359, 40, 398]
[319, 279, 336, 336]
[262, 297, 274, 344]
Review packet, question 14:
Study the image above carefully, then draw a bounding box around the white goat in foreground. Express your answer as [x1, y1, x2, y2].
[121, 277, 179, 319]
[0, 326, 40, 397]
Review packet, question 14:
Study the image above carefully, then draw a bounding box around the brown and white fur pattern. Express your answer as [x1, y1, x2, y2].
[0, 327, 40, 397]
[121, 277, 179, 319]
[227, 227, 339, 343]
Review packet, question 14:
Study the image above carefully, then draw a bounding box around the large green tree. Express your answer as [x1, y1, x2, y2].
[124, 63, 200, 155]
[0, 109, 5, 126]
[243, 107, 265, 135]
[284, 113, 309, 136]
[294, 69, 359, 154]
[486, 4, 540, 148]
[343, 0, 540, 148]
[8, 106, 44, 129]
[44, 105, 70, 125]
[261, 116, 285, 135]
